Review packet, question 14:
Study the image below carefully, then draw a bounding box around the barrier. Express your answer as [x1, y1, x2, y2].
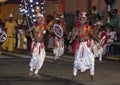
[107, 42, 120, 55]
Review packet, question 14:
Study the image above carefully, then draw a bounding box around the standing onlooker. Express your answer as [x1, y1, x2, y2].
[90, 6, 102, 25]
[112, 9, 118, 28]
[107, 26, 117, 43]
[17, 28, 26, 49]
[91, 6, 102, 18]
[106, 26, 117, 54]
[48, 33, 54, 48]
[74, 10, 80, 21]
[46, 15, 54, 48]
[109, 14, 115, 28]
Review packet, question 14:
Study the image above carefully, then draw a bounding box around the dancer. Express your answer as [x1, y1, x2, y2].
[90, 17, 104, 63]
[98, 26, 108, 63]
[53, 34, 64, 63]
[53, 15, 64, 63]
[26, 13, 46, 78]
[72, 12, 95, 81]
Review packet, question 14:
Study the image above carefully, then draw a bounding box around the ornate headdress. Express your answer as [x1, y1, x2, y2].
[9, 13, 13, 18]
[79, 11, 87, 19]
[36, 13, 44, 18]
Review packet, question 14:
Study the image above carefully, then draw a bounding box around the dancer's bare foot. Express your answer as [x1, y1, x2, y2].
[34, 74, 41, 79]
[29, 71, 34, 77]
[53, 59, 57, 63]
[71, 75, 76, 80]
[54, 59, 59, 64]
[90, 75, 95, 81]
[99, 61, 105, 64]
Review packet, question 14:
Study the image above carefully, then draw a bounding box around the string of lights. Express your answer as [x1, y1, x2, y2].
[19, 0, 45, 24]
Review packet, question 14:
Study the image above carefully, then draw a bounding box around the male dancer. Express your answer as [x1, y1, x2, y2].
[53, 14, 65, 63]
[26, 13, 46, 78]
[53, 35, 64, 63]
[98, 26, 108, 63]
[72, 12, 95, 81]
[90, 19, 104, 63]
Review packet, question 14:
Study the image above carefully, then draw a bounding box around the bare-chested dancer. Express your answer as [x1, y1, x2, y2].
[72, 12, 95, 81]
[26, 13, 46, 78]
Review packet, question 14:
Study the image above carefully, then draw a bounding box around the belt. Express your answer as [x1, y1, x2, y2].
[78, 38, 86, 42]
[7, 36, 15, 38]
[79, 39, 89, 42]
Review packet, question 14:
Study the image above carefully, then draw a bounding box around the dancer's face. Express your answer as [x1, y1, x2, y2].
[80, 17, 87, 24]
[36, 17, 43, 23]
[9, 17, 13, 22]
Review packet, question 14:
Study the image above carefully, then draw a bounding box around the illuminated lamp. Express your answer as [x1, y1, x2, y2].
[0, 0, 7, 2]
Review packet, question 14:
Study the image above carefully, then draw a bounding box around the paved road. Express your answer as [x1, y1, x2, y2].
[0, 53, 84, 85]
[0, 52, 120, 85]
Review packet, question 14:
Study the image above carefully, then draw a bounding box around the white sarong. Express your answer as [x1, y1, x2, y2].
[53, 37, 64, 60]
[29, 42, 46, 70]
[74, 41, 95, 75]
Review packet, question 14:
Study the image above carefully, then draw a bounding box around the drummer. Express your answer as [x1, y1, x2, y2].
[0, 19, 5, 54]
[53, 14, 65, 63]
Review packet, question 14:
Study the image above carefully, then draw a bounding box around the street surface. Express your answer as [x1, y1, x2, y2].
[0, 51, 120, 85]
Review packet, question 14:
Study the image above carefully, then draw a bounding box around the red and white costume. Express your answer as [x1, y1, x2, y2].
[53, 36, 64, 61]
[53, 17, 65, 61]
[107, 31, 117, 43]
[30, 41, 46, 74]
[91, 39, 103, 61]
[98, 30, 108, 61]
[29, 15, 46, 76]
[73, 24, 95, 76]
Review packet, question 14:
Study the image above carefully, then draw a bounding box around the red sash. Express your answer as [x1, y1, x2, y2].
[78, 24, 89, 38]
[30, 41, 44, 54]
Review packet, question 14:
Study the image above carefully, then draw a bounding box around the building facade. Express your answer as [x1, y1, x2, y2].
[59, 0, 119, 15]
[0, 0, 119, 19]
